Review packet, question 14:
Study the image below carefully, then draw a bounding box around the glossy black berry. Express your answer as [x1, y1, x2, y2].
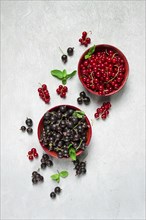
[41, 163, 46, 169]
[80, 162, 86, 167]
[43, 154, 49, 160]
[32, 171, 38, 177]
[20, 126, 26, 132]
[83, 97, 90, 105]
[27, 127, 33, 134]
[59, 105, 67, 113]
[58, 151, 63, 158]
[54, 186, 61, 194]
[26, 118, 33, 127]
[61, 54, 67, 63]
[46, 160, 53, 167]
[32, 177, 38, 184]
[77, 97, 83, 104]
[80, 167, 86, 174]
[50, 192, 56, 199]
[80, 91, 86, 98]
[67, 47, 74, 56]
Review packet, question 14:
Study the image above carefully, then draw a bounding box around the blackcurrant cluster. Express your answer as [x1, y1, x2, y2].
[56, 85, 68, 98]
[40, 154, 53, 169]
[20, 118, 33, 134]
[60, 47, 74, 63]
[32, 171, 44, 184]
[38, 84, 50, 104]
[39, 106, 88, 158]
[50, 186, 62, 199]
[94, 102, 111, 120]
[73, 159, 87, 176]
[77, 91, 90, 105]
[79, 31, 91, 47]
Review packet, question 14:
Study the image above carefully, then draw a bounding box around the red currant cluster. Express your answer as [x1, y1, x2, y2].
[79, 31, 91, 47]
[80, 49, 126, 95]
[56, 85, 68, 98]
[27, 148, 38, 161]
[38, 84, 50, 104]
[94, 102, 111, 120]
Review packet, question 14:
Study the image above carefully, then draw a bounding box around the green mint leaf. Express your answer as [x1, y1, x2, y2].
[51, 70, 64, 79]
[56, 176, 60, 183]
[68, 143, 73, 149]
[85, 54, 91, 59]
[62, 77, 67, 85]
[62, 69, 67, 78]
[73, 110, 85, 118]
[51, 174, 60, 181]
[59, 171, 69, 178]
[66, 70, 77, 79]
[84, 45, 96, 59]
[69, 147, 76, 161]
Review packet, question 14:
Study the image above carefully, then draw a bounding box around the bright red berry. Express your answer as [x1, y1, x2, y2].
[42, 84, 47, 90]
[34, 153, 38, 158]
[94, 113, 99, 119]
[82, 31, 87, 38]
[86, 37, 91, 44]
[28, 155, 33, 161]
[31, 148, 37, 154]
[28, 151, 32, 156]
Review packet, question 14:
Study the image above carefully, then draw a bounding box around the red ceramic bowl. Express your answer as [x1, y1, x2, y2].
[78, 44, 129, 96]
[38, 105, 92, 159]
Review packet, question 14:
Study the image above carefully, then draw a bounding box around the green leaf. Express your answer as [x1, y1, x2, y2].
[69, 147, 76, 161]
[51, 174, 60, 181]
[59, 171, 69, 178]
[62, 77, 67, 85]
[51, 70, 64, 79]
[73, 110, 85, 118]
[68, 143, 73, 148]
[62, 69, 67, 78]
[66, 70, 77, 79]
[84, 45, 96, 59]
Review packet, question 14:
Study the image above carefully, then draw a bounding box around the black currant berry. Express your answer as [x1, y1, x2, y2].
[80, 91, 86, 98]
[67, 47, 74, 56]
[27, 127, 33, 134]
[20, 126, 26, 132]
[50, 192, 56, 199]
[26, 118, 33, 127]
[54, 186, 61, 194]
[61, 54, 67, 63]
[32, 178, 38, 184]
[77, 97, 83, 104]
[83, 97, 90, 105]
[47, 160, 53, 167]
[41, 163, 46, 169]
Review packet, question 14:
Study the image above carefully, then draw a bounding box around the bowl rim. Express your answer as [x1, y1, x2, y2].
[37, 104, 92, 159]
[78, 44, 129, 96]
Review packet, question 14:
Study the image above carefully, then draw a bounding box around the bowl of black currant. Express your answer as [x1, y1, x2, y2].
[38, 105, 92, 159]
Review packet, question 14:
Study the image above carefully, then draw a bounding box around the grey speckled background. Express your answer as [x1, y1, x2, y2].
[1, 1, 145, 220]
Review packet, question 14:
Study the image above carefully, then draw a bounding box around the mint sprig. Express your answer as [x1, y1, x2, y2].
[85, 45, 96, 59]
[51, 69, 76, 85]
[73, 110, 85, 118]
[50, 170, 69, 183]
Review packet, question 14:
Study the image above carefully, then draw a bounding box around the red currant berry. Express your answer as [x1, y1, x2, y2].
[29, 155, 33, 161]
[86, 37, 91, 43]
[56, 88, 60, 94]
[34, 153, 38, 158]
[28, 151, 32, 156]
[31, 148, 37, 154]
[101, 114, 106, 119]
[59, 85, 63, 90]
[63, 86, 68, 92]
[42, 84, 47, 90]
[94, 113, 99, 119]
[82, 31, 87, 38]
[38, 88, 42, 93]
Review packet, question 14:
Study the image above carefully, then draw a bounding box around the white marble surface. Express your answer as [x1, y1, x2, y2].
[1, 1, 145, 220]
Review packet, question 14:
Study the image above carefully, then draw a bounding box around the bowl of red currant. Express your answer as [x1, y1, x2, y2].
[78, 44, 129, 96]
[38, 105, 92, 159]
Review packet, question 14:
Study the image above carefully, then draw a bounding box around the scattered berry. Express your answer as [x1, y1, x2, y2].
[79, 31, 91, 47]
[50, 192, 56, 199]
[20, 126, 26, 132]
[25, 118, 33, 127]
[29, 155, 33, 161]
[67, 47, 74, 56]
[56, 85, 68, 98]
[77, 91, 90, 105]
[27, 127, 33, 134]
[73, 159, 87, 176]
[61, 54, 67, 63]
[38, 84, 50, 104]
[54, 186, 61, 194]
[32, 171, 44, 184]
[40, 154, 53, 169]
[94, 102, 112, 120]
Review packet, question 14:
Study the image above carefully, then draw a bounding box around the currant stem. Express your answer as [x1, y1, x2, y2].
[59, 47, 64, 55]
[105, 65, 120, 84]
[112, 52, 118, 59]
